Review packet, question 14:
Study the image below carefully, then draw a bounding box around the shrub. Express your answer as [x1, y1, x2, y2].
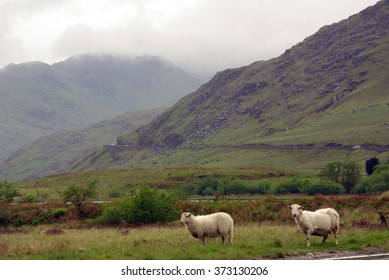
[96, 197, 133, 225]
[22, 193, 38, 203]
[224, 179, 247, 195]
[272, 178, 301, 194]
[250, 180, 272, 194]
[52, 208, 67, 219]
[224, 179, 271, 195]
[0, 180, 19, 203]
[172, 184, 195, 200]
[129, 187, 179, 224]
[195, 176, 223, 195]
[108, 189, 122, 198]
[98, 187, 179, 225]
[354, 167, 389, 193]
[202, 186, 216, 196]
[298, 178, 345, 195]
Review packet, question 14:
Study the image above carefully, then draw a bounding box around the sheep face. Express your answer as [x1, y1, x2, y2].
[180, 212, 192, 225]
[289, 204, 304, 218]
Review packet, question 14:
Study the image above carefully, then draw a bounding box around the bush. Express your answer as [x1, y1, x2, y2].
[22, 193, 38, 203]
[224, 179, 247, 195]
[272, 178, 301, 194]
[298, 178, 345, 195]
[172, 184, 195, 200]
[98, 187, 179, 225]
[96, 196, 133, 225]
[195, 176, 224, 195]
[0, 180, 19, 203]
[108, 189, 122, 198]
[224, 179, 271, 195]
[354, 166, 389, 193]
[129, 187, 179, 224]
[250, 180, 272, 194]
[52, 208, 67, 219]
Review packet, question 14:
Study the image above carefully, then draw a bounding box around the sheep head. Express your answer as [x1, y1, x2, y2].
[289, 204, 304, 218]
[180, 212, 193, 225]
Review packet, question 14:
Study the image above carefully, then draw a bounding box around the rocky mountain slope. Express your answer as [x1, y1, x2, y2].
[74, 0, 389, 171]
[118, 0, 389, 149]
[0, 54, 200, 162]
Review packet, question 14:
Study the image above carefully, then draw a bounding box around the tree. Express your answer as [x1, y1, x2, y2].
[340, 161, 361, 193]
[63, 180, 98, 218]
[0, 180, 19, 203]
[365, 157, 380, 175]
[322, 161, 361, 194]
[321, 162, 343, 183]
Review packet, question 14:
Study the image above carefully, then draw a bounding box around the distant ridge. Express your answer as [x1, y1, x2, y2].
[0, 108, 165, 182]
[0, 54, 201, 161]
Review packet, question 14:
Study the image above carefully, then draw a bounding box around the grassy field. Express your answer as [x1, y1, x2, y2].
[5, 166, 388, 260]
[14, 166, 295, 201]
[1, 223, 388, 260]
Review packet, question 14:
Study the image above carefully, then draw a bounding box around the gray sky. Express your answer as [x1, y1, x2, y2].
[0, 0, 379, 80]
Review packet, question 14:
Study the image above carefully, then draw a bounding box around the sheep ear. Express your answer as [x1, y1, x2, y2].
[299, 206, 304, 210]
[187, 213, 191, 217]
[288, 205, 292, 209]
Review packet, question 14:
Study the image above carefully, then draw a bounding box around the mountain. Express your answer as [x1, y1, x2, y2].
[74, 1, 389, 171]
[0, 54, 201, 162]
[0, 108, 165, 182]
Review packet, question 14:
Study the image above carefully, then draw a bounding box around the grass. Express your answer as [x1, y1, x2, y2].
[14, 166, 293, 201]
[1, 224, 388, 260]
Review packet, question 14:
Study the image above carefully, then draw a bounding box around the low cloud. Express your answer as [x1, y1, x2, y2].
[0, 0, 379, 80]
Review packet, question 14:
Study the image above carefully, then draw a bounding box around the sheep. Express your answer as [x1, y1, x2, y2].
[288, 204, 340, 247]
[180, 212, 233, 245]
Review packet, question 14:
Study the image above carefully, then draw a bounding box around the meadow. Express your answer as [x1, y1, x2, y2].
[1, 223, 388, 260]
[2, 166, 389, 260]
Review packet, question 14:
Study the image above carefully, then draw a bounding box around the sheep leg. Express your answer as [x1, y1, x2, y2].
[305, 233, 311, 247]
[221, 233, 232, 244]
[333, 229, 340, 245]
[225, 233, 232, 244]
[321, 235, 328, 244]
[199, 236, 206, 245]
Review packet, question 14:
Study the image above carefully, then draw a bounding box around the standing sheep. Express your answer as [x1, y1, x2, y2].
[289, 204, 340, 247]
[180, 212, 233, 245]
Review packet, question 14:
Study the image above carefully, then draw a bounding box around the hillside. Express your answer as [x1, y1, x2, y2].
[74, 1, 389, 171]
[0, 54, 200, 162]
[0, 108, 165, 182]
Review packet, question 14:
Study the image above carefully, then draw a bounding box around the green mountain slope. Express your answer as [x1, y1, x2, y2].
[74, 1, 389, 171]
[0, 108, 165, 182]
[0, 55, 200, 162]
[120, 1, 389, 148]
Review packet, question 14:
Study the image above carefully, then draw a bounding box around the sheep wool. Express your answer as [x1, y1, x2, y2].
[289, 204, 340, 247]
[180, 212, 233, 245]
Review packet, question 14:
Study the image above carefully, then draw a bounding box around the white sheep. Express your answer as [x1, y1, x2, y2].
[180, 212, 233, 245]
[289, 204, 340, 247]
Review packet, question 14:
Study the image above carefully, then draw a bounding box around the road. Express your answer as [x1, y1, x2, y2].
[330, 253, 389, 260]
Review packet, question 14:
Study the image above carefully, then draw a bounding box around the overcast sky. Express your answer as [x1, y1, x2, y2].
[0, 0, 379, 80]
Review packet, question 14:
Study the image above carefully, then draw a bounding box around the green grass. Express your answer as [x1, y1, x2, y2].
[1, 224, 387, 260]
[15, 166, 293, 200]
